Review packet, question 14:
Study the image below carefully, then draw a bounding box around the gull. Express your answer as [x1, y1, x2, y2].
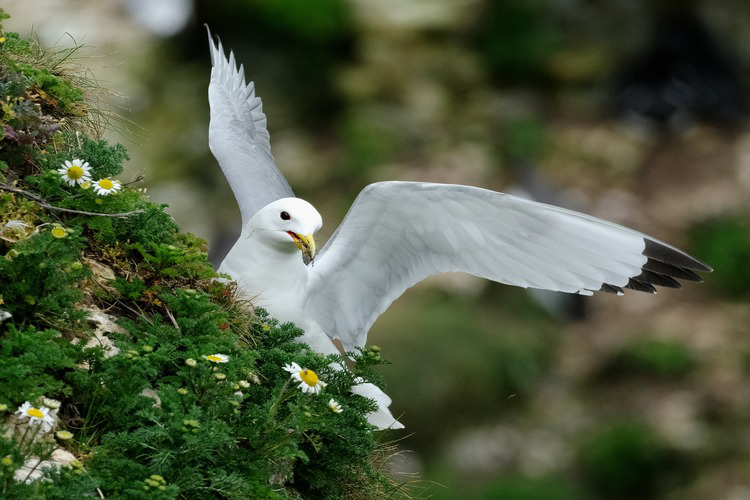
[205, 29, 711, 430]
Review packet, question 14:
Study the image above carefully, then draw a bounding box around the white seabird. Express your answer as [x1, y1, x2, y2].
[206, 29, 711, 430]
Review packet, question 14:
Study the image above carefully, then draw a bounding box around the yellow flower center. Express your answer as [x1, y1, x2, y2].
[67, 166, 84, 179]
[51, 227, 67, 239]
[27, 408, 44, 418]
[206, 355, 223, 362]
[299, 369, 319, 386]
[99, 179, 114, 190]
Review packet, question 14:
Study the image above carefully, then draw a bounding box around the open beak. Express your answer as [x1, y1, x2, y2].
[287, 231, 316, 264]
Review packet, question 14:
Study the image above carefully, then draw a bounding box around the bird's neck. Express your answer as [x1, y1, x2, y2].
[219, 231, 309, 316]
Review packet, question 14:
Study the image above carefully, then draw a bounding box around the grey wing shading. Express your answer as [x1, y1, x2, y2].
[306, 182, 711, 351]
[206, 26, 294, 228]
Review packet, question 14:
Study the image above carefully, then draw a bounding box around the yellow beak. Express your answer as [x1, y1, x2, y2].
[290, 232, 316, 263]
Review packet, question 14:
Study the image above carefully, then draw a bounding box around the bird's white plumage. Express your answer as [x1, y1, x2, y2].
[207, 27, 293, 227]
[306, 182, 645, 351]
[207, 31, 710, 430]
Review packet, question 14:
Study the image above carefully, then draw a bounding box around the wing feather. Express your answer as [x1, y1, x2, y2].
[307, 182, 711, 351]
[206, 26, 294, 228]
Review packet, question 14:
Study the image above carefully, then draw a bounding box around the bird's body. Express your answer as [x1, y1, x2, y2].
[206, 28, 711, 430]
[217, 198, 338, 357]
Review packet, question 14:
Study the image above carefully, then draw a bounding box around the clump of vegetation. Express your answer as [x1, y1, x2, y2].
[578, 421, 683, 498]
[0, 10, 403, 499]
[689, 214, 750, 298]
[603, 337, 696, 380]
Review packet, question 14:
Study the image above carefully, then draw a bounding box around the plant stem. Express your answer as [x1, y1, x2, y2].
[0, 183, 145, 218]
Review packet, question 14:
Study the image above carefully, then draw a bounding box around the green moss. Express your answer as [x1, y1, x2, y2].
[12, 63, 84, 115]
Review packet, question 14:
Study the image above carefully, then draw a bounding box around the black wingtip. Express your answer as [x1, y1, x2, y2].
[598, 237, 711, 296]
[599, 283, 624, 295]
[644, 238, 712, 272]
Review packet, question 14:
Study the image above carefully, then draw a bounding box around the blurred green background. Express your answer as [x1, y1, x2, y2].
[6, 0, 750, 497]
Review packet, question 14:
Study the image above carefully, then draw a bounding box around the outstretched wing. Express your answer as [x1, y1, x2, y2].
[306, 182, 711, 351]
[206, 27, 294, 229]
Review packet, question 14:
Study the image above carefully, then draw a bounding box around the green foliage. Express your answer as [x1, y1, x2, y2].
[0, 229, 90, 327]
[605, 337, 696, 379]
[689, 214, 750, 298]
[578, 421, 682, 498]
[126, 234, 215, 281]
[0, 24, 401, 499]
[250, 0, 351, 43]
[0, 325, 82, 406]
[476, 0, 561, 82]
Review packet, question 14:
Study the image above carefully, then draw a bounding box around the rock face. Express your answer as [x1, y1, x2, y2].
[81, 305, 122, 359]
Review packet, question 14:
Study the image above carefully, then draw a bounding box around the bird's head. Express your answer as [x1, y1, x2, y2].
[248, 198, 322, 264]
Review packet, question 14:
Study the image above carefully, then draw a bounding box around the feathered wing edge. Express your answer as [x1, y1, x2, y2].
[308, 182, 711, 351]
[205, 25, 294, 227]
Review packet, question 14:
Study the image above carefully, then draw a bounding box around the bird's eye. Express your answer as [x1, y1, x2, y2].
[280, 211, 291, 221]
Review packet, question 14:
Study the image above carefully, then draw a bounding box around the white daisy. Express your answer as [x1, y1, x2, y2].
[328, 399, 343, 413]
[92, 178, 122, 196]
[203, 354, 229, 363]
[15, 402, 55, 430]
[283, 362, 327, 395]
[57, 159, 91, 187]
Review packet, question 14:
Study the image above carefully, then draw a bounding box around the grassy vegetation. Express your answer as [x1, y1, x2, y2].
[0, 11, 404, 498]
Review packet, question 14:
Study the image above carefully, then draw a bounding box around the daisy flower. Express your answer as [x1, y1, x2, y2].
[283, 362, 327, 395]
[328, 399, 343, 413]
[51, 226, 67, 239]
[15, 402, 55, 430]
[92, 178, 122, 196]
[203, 354, 229, 363]
[58, 159, 92, 187]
